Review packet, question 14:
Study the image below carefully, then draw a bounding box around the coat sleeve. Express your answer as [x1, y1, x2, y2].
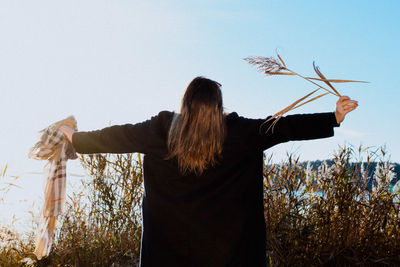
[71, 111, 172, 154]
[255, 112, 340, 151]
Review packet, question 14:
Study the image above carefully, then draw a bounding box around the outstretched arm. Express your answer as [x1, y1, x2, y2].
[59, 122, 153, 154]
[257, 96, 358, 150]
[59, 111, 172, 155]
[61, 122, 151, 154]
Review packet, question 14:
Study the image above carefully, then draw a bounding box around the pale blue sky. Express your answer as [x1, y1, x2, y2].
[1, 0, 399, 227]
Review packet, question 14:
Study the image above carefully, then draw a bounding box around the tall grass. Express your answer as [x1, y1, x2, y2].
[264, 146, 400, 266]
[1, 165, 36, 266]
[44, 153, 144, 266]
[1, 147, 400, 266]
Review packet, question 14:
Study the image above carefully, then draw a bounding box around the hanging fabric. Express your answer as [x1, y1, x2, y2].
[28, 116, 78, 260]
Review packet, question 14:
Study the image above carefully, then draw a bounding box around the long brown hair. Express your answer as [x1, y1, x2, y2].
[167, 77, 225, 175]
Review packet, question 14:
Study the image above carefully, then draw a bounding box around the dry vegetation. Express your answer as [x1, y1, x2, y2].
[244, 54, 367, 133]
[1, 146, 400, 266]
[264, 147, 400, 266]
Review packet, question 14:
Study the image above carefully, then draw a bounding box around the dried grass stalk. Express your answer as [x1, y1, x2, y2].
[304, 77, 369, 83]
[244, 53, 368, 133]
[313, 62, 341, 97]
[261, 88, 322, 133]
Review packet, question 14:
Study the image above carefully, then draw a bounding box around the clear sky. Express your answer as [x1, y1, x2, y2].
[1, 0, 399, 228]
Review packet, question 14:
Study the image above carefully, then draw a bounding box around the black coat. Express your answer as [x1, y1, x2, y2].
[72, 111, 339, 267]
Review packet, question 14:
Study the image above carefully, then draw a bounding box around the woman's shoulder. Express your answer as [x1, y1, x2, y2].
[156, 110, 174, 121]
[149, 111, 175, 134]
[224, 112, 264, 124]
[224, 112, 266, 136]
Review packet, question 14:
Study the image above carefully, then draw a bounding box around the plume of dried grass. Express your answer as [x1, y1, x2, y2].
[244, 54, 368, 133]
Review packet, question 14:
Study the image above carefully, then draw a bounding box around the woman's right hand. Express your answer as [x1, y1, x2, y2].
[335, 96, 358, 124]
[59, 126, 75, 143]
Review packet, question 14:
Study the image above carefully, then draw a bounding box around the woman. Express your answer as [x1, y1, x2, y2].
[61, 76, 357, 267]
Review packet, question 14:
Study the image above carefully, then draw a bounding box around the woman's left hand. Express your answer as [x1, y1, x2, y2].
[335, 96, 358, 124]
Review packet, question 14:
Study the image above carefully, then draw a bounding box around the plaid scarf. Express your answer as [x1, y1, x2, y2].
[28, 116, 78, 260]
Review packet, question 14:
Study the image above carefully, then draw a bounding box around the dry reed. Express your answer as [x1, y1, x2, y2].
[244, 54, 368, 133]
